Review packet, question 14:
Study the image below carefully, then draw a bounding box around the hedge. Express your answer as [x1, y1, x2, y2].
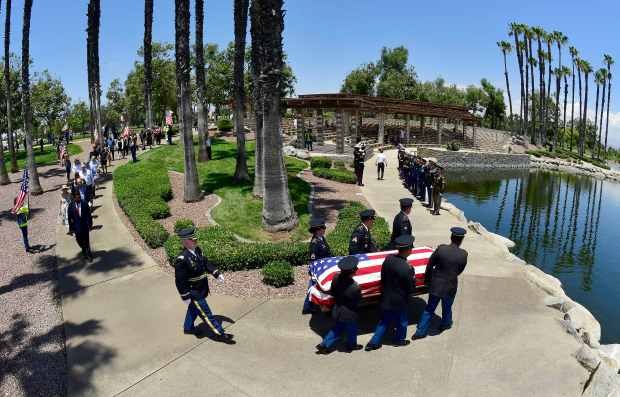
[174, 218, 195, 233]
[262, 261, 295, 287]
[217, 118, 233, 132]
[327, 202, 391, 256]
[312, 167, 357, 184]
[310, 156, 332, 170]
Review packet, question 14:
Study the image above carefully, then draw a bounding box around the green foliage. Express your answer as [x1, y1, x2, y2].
[327, 202, 391, 256]
[31, 70, 71, 135]
[174, 218, 195, 233]
[262, 261, 295, 287]
[446, 142, 461, 151]
[341, 63, 379, 96]
[310, 156, 332, 170]
[14, 143, 81, 170]
[333, 160, 346, 169]
[217, 118, 233, 132]
[67, 102, 90, 134]
[313, 167, 357, 184]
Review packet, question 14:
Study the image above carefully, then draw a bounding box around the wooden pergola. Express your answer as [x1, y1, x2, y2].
[284, 93, 481, 153]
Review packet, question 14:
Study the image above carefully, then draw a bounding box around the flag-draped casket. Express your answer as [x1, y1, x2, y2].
[308, 246, 434, 308]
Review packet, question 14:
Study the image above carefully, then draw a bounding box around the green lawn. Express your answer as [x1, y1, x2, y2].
[141, 139, 311, 241]
[12, 143, 82, 170]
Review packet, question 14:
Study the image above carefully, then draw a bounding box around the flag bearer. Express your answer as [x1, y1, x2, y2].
[15, 199, 31, 253]
[174, 227, 233, 341]
[303, 218, 332, 314]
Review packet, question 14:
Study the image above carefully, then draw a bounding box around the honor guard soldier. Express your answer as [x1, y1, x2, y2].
[353, 142, 366, 186]
[431, 167, 446, 215]
[390, 198, 413, 248]
[315, 256, 363, 354]
[348, 209, 377, 255]
[303, 218, 332, 314]
[413, 227, 468, 340]
[174, 227, 233, 341]
[365, 234, 416, 351]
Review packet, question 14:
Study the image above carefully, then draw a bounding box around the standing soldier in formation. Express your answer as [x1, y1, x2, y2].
[365, 234, 415, 351]
[304, 129, 313, 151]
[174, 227, 233, 341]
[390, 198, 413, 248]
[424, 159, 435, 207]
[353, 141, 366, 186]
[431, 167, 446, 215]
[413, 227, 468, 340]
[303, 218, 332, 314]
[348, 209, 377, 255]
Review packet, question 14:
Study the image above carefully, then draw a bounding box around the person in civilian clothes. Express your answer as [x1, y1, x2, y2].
[375, 148, 387, 180]
[174, 227, 233, 341]
[14, 199, 32, 253]
[413, 227, 468, 340]
[302, 218, 332, 315]
[315, 256, 363, 354]
[348, 209, 377, 255]
[365, 234, 416, 351]
[68, 191, 93, 261]
[390, 198, 413, 248]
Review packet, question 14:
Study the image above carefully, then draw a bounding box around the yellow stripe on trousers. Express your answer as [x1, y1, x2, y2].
[193, 300, 222, 336]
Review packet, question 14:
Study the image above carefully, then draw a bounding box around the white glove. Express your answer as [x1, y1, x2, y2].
[217, 274, 225, 283]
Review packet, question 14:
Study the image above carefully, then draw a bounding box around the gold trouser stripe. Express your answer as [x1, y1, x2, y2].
[193, 300, 222, 336]
[189, 274, 207, 282]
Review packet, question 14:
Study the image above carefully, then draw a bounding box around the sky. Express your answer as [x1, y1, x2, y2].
[15, 0, 620, 146]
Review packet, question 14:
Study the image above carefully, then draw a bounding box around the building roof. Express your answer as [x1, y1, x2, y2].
[284, 93, 480, 124]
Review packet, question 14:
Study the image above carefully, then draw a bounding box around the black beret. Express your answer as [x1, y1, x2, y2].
[360, 209, 376, 220]
[338, 256, 359, 271]
[399, 198, 414, 208]
[177, 227, 197, 240]
[394, 234, 415, 249]
[450, 227, 467, 237]
[308, 217, 326, 233]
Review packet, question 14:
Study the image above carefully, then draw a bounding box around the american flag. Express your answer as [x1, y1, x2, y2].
[165, 110, 174, 126]
[308, 246, 434, 308]
[11, 169, 29, 214]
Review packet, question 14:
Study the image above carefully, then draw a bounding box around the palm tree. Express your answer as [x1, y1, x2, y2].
[144, 0, 154, 130]
[509, 23, 525, 135]
[233, 0, 250, 181]
[497, 41, 513, 132]
[578, 60, 592, 158]
[552, 31, 567, 150]
[598, 67, 607, 159]
[250, 0, 264, 197]
[4, 0, 16, 173]
[194, 0, 209, 162]
[553, 67, 562, 149]
[569, 46, 578, 151]
[252, 0, 298, 231]
[175, 0, 201, 202]
[593, 68, 606, 157]
[21, 0, 41, 194]
[532, 26, 545, 144]
[0, 0, 9, 187]
[603, 54, 614, 158]
[576, 57, 583, 155]
[87, 0, 103, 145]
[561, 66, 571, 148]
[525, 27, 537, 142]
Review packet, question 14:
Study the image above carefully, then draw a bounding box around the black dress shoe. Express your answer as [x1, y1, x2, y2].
[315, 344, 334, 355]
[438, 324, 452, 332]
[217, 333, 234, 342]
[183, 328, 197, 335]
[392, 340, 411, 347]
[364, 343, 381, 352]
[344, 344, 363, 352]
[411, 334, 426, 341]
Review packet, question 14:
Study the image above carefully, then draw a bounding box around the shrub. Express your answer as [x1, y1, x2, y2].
[446, 142, 460, 151]
[333, 160, 346, 169]
[217, 118, 233, 132]
[313, 167, 357, 184]
[262, 260, 294, 287]
[327, 202, 391, 256]
[174, 218, 195, 233]
[310, 156, 332, 170]
[138, 219, 170, 248]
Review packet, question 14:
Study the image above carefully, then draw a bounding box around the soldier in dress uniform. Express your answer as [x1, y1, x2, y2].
[390, 198, 413, 248]
[431, 167, 446, 216]
[174, 227, 233, 341]
[315, 256, 363, 354]
[348, 209, 377, 255]
[302, 218, 332, 314]
[413, 227, 468, 340]
[365, 234, 416, 351]
[353, 143, 366, 186]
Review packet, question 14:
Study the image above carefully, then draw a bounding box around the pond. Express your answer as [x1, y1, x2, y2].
[443, 168, 620, 344]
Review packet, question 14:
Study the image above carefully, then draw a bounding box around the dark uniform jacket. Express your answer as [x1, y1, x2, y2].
[174, 247, 221, 301]
[309, 236, 331, 262]
[67, 201, 92, 235]
[425, 244, 468, 298]
[330, 273, 362, 322]
[432, 174, 446, 193]
[348, 223, 377, 255]
[424, 167, 435, 187]
[379, 254, 415, 311]
[390, 211, 412, 245]
[354, 149, 365, 169]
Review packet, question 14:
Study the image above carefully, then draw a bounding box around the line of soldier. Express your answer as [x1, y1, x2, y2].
[398, 149, 446, 216]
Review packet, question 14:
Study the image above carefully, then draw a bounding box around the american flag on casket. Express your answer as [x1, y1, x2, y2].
[308, 246, 434, 308]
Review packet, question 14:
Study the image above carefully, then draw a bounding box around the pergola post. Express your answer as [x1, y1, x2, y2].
[437, 118, 442, 145]
[462, 122, 466, 141]
[351, 111, 358, 142]
[473, 124, 477, 149]
[314, 109, 324, 145]
[420, 116, 425, 134]
[344, 111, 351, 139]
[295, 112, 305, 149]
[405, 115, 411, 144]
[335, 110, 345, 154]
[378, 112, 385, 145]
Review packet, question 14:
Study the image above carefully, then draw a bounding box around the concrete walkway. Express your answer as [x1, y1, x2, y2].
[56, 147, 588, 396]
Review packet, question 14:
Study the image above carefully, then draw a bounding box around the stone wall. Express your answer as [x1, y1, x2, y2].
[418, 148, 530, 169]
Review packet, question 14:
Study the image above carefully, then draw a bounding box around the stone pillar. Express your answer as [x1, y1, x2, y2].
[295, 112, 305, 149]
[405, 115, 411, 144]
[378, 112, 385, 145]
[462, 122, 466, 140]
[420, 116, 425, 134]
[314, 109, 324, 145]
[335, 110, 345, 154]
[437, 118, 442, 145]
[344, 112, 351, 139]
[473, 125, 477, 149]
[350, 111, 358, 142]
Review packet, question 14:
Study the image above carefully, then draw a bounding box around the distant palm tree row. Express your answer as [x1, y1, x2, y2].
[498, 23, 614, 160]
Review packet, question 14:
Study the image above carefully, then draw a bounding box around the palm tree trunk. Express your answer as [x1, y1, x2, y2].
[593, 83, 600, 158]
[255, 0, 297, 232]
[562, 73, 568, 149]
[512, 32, 525, 135]
[175, 0, 201, 202]
[144, 0, 154, 130]
[537, 38, 545, 145]
[251, 0, 264, 197]
[502, 51, 513, 132]
[87, 0, 103, 146]
[21, 0, 41, 194]
[523, 43, 530, 137]
[577, 65, 583, 158]
[4, 0, 16, 172]
[581, 72, 589, 159]
[598, 78, 606, 159]
[528, 38, 536, 143]
[194, 0, 209, 162]
[233, 0, 250, 181]
[570, 62, 575, 152]
[603, 73, 612, 158]
[554, 72, 560, 149]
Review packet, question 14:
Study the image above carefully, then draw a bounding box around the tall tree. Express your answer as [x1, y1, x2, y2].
[143, 0, 154, 130]
[0, 0, 8, 184]
[497, 40, 513, 132]
[4, 0, 16, 172]
[525, 27, 537, 142]
[87, 0, 103, 145]
[194, 0, 209, 162]
[253, 0, 297, 231]
[250, 0, 264, 197]
[532, 26, 545, 144]
[598, 67, 607, 159]
[552, 31, 567, 149]
[509, 23, 525, 135]
[175, 0, 201, 201]
[21, 0, 41, 194]
[603, 54, 614, 158]
[569, 46, 578, 152]
[553, 67, 561, 149]
[593, 68, 605, 157]
[233, 0, 250, 181]
[578, 60, 592, 158]
[561, 66, 570, 149]
[576, 56, 583, 155]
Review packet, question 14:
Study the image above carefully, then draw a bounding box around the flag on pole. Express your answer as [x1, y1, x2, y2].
[11, 169, 30, 214]
[165, 110, 174, 126]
